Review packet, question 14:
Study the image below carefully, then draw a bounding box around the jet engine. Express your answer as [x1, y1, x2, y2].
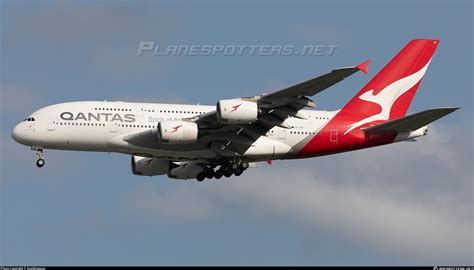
[131, 156, 203, 180]
[168, 162, 203, 179]
[157, 120, 198, 144]
[131, 156, 170, 176]
[217, 99, 258, 124]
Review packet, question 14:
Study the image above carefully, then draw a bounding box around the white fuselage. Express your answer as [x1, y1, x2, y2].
[12, 101, 337, 162]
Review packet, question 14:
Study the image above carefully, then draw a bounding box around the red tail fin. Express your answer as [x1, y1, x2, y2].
[339, 39, 440, 134]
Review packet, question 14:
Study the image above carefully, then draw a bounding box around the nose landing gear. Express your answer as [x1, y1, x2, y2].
[36, 158, 45, 168]
[32, 147, 45, 168]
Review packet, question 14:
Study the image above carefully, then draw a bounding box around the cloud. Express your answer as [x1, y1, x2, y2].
[130, 181, 218, 222]
[129, 124, 473, 264]
[224, 169, 472, 263]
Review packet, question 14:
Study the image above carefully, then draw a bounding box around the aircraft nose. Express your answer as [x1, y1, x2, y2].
[12, 123, 27, 145]
[12, 123, 21, 142]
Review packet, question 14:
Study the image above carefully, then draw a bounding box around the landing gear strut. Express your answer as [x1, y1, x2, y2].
[33, 147, 45, 168]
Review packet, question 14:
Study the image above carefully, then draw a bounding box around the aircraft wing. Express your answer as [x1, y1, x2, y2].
[187, 60, 371, 155]
[192, 60, 371, 127]
[119, 61, 371, 156]
[257, 60, 372, 107]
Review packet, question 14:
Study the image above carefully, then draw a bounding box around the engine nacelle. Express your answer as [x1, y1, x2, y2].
[131, 157, 203, 180]
[168, 162, 203, 179]
[217, 99, 258, 124]
[131, 156, 169, 176]
[157, 120, 198, 144]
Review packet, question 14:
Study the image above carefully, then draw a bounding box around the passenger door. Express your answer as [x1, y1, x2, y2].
[278, 129, 286, 140]
[47, 119, 56, 131]
[330, 129, 338, 143]
[109, 122, 117, 133]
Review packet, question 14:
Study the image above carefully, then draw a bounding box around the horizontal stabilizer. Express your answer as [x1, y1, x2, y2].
[362, 107, 459, 134]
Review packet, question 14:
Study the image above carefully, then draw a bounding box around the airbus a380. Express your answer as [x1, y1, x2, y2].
[12, 39, 458, 181]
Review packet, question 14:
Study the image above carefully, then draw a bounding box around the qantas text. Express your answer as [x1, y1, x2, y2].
[60, 112, 136, 122]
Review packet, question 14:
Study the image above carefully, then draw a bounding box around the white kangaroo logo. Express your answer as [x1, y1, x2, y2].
[344, 59, 432, 135]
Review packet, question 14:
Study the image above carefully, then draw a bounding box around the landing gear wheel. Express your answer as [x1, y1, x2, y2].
[231, 162, 239, 171]
[234, 168, 243, 176]
[214, 170, 223, 179]
[196, 173, 206, 182]
[240, 161, 249, 170]
[36, 158, 45, 168]
[209, 160, 219, 169]
[223, 170, 233, 178]
[205, 168, 214, 179]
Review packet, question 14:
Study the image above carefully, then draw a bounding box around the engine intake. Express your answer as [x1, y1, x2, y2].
[168, 162, 203, 179]
[217, 99, 258, 124]
[131, 156, 170, 176]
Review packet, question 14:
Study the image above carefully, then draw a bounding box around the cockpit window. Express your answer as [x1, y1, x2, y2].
[23, 117, 35, 122]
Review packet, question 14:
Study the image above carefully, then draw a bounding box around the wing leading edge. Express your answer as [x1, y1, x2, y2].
[258, 60, 372, 104]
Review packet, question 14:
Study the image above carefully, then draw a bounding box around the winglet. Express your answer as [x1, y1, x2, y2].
[266, 160, 272, 165]
[356, 60, 372, 74]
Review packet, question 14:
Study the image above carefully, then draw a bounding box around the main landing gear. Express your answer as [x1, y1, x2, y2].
[196, 158, 249, 182]
[32, 147, 45, 168]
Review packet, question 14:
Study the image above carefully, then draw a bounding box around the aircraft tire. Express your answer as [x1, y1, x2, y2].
[196, 173, 206, 182]
[36, 158, 45, 168]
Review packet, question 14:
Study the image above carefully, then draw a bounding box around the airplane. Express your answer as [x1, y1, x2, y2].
[11, 39, 458, 182]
